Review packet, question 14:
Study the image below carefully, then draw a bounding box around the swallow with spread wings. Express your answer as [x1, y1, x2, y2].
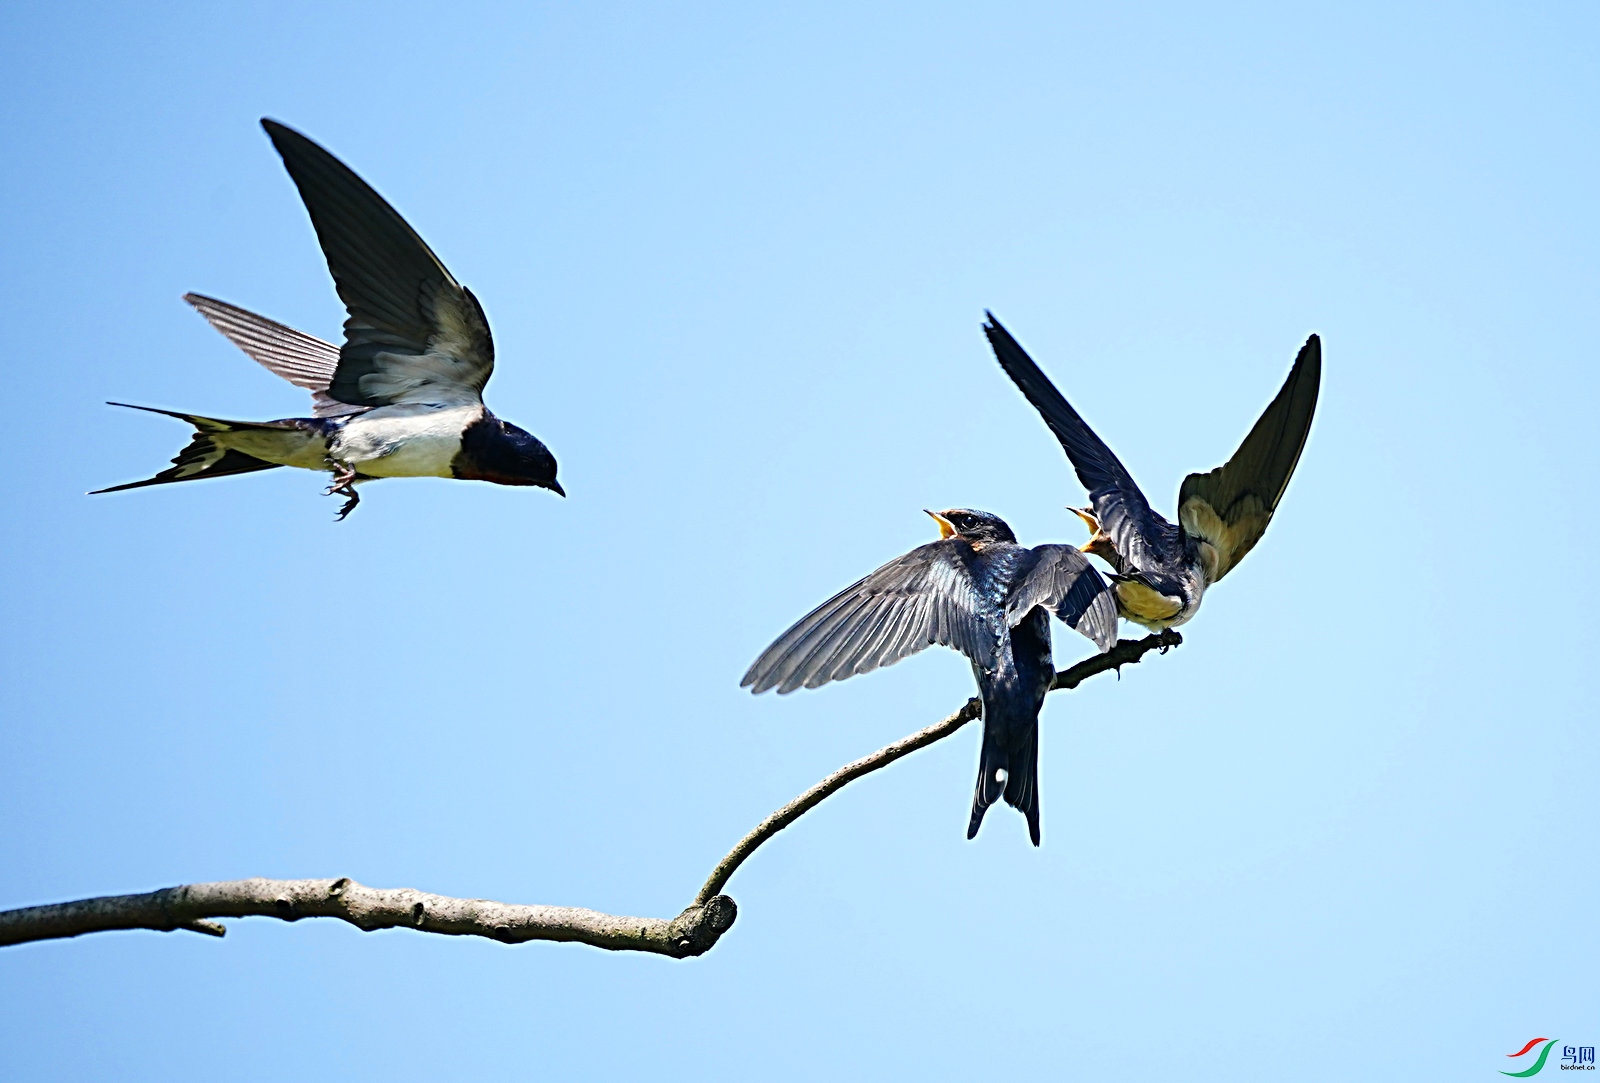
[743, 509, 1118, 845]
[95, 119, 562, 519]
[983, 314, 1319, 630]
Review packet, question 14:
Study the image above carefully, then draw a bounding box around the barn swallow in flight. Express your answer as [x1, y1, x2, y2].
[93, 119, 562, 519]
[743, 509, 1117, 845]
[983, 314, 1319, 630]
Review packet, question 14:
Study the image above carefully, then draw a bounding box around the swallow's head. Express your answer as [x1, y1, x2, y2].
[925, 508, 1016, 547]
[453, 413, 564, 496]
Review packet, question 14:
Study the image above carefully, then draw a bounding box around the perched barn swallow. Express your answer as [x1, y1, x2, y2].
[94, 119, 562, 518]
[743, 509, 1117, 845]
[983, 314, 1319, 630]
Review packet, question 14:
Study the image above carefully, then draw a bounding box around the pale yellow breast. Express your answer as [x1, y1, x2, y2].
[1113, 579, 1184, 623]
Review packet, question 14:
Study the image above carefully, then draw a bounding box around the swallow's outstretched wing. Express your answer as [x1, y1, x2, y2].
[262, 119, 494, 410]
[742, 539, 1000, 695]
[1005, 545, 1119, 652]
[183, 293, 361, 418]
[1177, 334, 1321, 582]
[983, 312, 1180, 569]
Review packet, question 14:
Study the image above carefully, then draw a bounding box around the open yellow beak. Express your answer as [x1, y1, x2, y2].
[1067, 506, 1100, 550]
[1068, 506, 1100, 532]
[925, 509, 957, 539]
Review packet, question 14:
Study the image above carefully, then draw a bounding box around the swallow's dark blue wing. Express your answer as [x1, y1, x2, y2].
[983, 312, 1181, 568]
[262, 119, 494, 409]
[742, 538, 1000, 695]
[1006, 545, 1118, 652]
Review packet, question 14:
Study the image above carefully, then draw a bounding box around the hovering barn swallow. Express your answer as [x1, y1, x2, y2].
[93, 119, 562, 518]
[983, 314, 1319, 630]
[743, 509, 1118, 845]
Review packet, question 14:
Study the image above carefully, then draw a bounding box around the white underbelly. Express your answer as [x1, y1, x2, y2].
[330, 404, 476, 478]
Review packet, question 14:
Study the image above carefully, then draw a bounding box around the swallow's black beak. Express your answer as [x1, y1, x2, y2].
[546, 479, 566, 498]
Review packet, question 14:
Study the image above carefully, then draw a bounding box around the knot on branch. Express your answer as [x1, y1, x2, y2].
[666, 895, 737, 957]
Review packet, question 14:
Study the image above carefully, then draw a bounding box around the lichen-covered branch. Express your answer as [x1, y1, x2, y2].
[0, 631, 1178, 956]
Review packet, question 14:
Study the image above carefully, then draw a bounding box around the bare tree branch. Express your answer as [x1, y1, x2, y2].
[0, 878, 738, 959]
[0, 631, 1179, 956]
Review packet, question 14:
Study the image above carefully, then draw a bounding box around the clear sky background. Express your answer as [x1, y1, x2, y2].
[1, 2, 1595, 1079]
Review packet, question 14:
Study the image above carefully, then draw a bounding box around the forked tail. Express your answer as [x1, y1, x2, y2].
[91, 404, 281, 493]
[967, 712, 1041, 846]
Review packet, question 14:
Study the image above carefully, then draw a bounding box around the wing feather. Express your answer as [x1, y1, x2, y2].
[813, 590, 905, 685]
[772, 593, 884, 692]
[742, 539, 1000, 695]
[261, 119, 495, 409]
[1006, 545, 1119, 652]
[781, 594, 879, 689]
[1177, 334, 1321, 582]
[983, 313, 1179, 570]
[183, 293, 364, 419]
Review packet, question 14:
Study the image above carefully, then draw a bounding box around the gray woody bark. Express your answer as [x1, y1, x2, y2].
[0, 630, 1180, 958]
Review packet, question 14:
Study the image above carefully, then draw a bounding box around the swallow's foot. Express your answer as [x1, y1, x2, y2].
[325, 463, 360, 521]
[332, 486, 360, 521]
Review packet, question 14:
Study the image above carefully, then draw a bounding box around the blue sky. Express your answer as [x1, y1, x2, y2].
[1, 2, 1595, 1078]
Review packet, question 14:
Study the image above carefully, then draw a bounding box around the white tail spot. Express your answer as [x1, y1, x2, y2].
[994, 768, 1008, 784]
